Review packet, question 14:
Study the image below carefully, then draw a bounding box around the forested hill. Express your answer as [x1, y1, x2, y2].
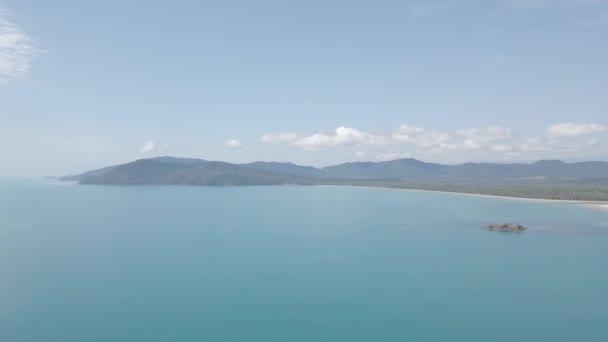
[58, 156, 608, 201]
[61, 156, 608, 185]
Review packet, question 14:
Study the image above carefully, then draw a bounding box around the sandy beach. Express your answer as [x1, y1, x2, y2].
[322, 185, 608, 212]
[582, 203, 608, 212]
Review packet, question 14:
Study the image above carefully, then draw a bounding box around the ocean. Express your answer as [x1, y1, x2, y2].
[1, 180, 607, 341]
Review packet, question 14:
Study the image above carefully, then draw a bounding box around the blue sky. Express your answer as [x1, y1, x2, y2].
[1, 0, 607, 176]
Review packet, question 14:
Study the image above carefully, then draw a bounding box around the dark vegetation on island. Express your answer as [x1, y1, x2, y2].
[60, 156, 608, 201]
[483, 223, 528, 233]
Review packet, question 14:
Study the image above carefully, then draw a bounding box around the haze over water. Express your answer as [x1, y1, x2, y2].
[1, 180, 607, 341]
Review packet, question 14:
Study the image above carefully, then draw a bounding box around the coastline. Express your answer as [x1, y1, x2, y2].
[583, 203, 608, 212]
[320, 184, 608, 211]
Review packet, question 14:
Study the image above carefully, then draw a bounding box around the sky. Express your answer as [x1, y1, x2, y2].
[1, 0, 607, 177]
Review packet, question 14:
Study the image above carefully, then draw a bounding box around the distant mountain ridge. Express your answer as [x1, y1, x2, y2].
[61, 156, 608, 186]
[64, 158, 303, 186]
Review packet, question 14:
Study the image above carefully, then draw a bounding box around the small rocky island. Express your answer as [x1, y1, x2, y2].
[483, 223, 527, 233]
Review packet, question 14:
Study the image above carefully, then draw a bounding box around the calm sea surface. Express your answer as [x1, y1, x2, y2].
[1, 180, 608, 341]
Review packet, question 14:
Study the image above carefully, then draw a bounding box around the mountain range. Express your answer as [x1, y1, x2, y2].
[61, 156, 608, 186]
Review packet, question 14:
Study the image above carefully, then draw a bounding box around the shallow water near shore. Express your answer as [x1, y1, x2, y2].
[1, 180, 608, 341]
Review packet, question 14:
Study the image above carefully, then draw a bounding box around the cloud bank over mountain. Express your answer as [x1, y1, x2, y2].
[256, 122, 607, 163]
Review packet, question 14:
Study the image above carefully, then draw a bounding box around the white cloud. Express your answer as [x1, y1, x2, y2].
[140, 140, 156, 153]
[293, 127, 386, 150]
[518, 137, 551, 152]
[139, 139, 170, 153]
[255, 122, 607, 162]
[262, 125, 513, 154]
[0, 11, 40, 82]
[392, 124, 450, 147]
[224, 139, 243, 148]
[448, 126, 513, 151]
[586, 139, 599, 146]
[438, 142, 460, 151]
[462, 139, 482, 150]
[395, 124, 424, 135]
[458, 126, 512, 140]
[547, 123, 605, 138]
[260, 132, 298, 143]
[263, 127, 386, 151]
[491, 144, 513, 152]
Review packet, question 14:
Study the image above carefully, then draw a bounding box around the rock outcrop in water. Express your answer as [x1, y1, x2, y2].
[483, 223, 527, 233]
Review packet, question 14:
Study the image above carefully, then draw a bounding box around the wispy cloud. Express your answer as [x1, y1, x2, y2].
[224, 139, 243, 148]
[294, 127, 386, 150]
[547, 122, 605, 138]
[0, 10, 40, 83]
[260, 133, 298, 144]
[456, 127, 512, 149]
[392, 124, 450, 148]
[259, 122, 607, 162]
[139, 140, 170, 153]
[140, 140, 156, 153]
[490, 144, 514, 152]
[262, 127, 386, 151]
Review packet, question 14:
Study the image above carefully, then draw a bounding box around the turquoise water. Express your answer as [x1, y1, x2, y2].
[1, 180, 608, 341]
